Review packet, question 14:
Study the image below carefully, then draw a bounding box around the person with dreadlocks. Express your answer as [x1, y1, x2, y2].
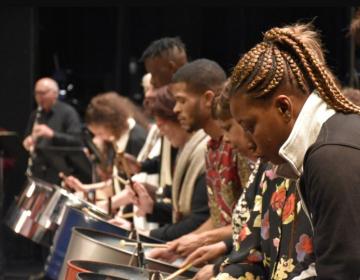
[141, 36, 188, 89]
[120, 37, 189, 231]
[124, 37, 189, 186]
[228, 23, 360, 279]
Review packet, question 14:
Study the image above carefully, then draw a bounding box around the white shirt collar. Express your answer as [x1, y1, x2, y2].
[115, 118, 136, 153]
[275, 92, 335, 179]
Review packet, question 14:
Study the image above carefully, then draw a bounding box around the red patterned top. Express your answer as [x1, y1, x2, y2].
[206, 138, 249, 227]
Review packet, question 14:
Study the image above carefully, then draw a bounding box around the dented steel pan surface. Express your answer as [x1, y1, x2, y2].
[5, 176, 107, 247]
[66, 260, 186, 280]
[77, 272, 128, 280]
[59, 227, 195, 280]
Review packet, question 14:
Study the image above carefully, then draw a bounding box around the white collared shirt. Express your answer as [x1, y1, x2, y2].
[114, 117, 136, 153]
[275, 92, 335, 179]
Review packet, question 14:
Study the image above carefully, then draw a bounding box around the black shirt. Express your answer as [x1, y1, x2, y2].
[149, 173, 209, 241]
[301, 113, 360, 280]
[25, 100, 82, 184]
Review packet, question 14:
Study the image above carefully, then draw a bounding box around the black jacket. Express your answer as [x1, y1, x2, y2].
[125, 123, 147, 157]
[149, 173, 209, 241]
[301, 113, 360, 280]
[25, 101, 82, 184]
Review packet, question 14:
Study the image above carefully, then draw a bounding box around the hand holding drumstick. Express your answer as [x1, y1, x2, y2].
[59, 172, 110, 192]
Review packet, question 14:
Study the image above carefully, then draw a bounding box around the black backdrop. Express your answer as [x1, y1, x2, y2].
[36, 6, 352, 113]
[0, 6, 353, 133]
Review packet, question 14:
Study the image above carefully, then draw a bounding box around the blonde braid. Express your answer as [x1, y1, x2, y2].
[267, 27, 360, 114]
[263, 47, 285, 95]
[309, 51, 359, 112]
[231, 24, 360, 114]
[282, 30, 357, 112]
[247, 47, 274, 92]
[281, 52, 307, 94]
[231, 29, 297, 99]
[265, 28, 332, 104]
[232, 51, 253, 84]
[231, 43, 267, 88]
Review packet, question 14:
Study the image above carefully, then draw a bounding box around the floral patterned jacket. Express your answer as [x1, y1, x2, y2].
[215, 161, 315, 280]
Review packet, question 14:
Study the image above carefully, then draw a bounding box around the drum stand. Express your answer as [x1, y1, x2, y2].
[117, 153, 147, 270]
[128, 225, 146, 269]
[87, 154, 98, 204]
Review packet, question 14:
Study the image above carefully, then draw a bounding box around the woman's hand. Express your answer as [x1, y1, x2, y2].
[111, 185, 138, 209]
[61, 174, 85, 192]
[132, 182, 154, 216]
[117, 153, 141, 175]
[108, 215, 132, 230]
[167, 233, 204, 257]
[192, 264, 214, 280]
[146, 247, 181, 263]
[181, 242, 227, 268]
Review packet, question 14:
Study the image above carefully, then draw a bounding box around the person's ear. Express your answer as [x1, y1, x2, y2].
[169, 60, 177, 72]
[275, 95, 292, 122]
[203, 90, 215, 108]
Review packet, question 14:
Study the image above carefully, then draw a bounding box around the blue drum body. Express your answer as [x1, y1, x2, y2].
[45, 206, 162, 280]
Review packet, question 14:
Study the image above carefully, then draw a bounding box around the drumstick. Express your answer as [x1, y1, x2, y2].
[82, 207, 111, 220]
[107, 196, 112, 216]
[116, 212, 134, 219]
[118, 152, 134, 184]
[113, 174, 129, 185]
[117, 153, 139, 203]
[118, 240, 168, 248]
[163, 263, 193, 280]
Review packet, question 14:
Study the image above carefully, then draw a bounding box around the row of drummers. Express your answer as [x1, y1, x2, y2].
[8, 58, 313, 279]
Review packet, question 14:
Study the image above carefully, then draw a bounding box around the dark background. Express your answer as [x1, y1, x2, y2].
[0, 4, 357, 268]
[0, 6, 354, 137]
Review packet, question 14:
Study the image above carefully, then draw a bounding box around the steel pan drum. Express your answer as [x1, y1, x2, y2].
[46, 206, 163, 280]
[59, 228, 195, 280]
[5, 176, 107, 247]
[77, 273, 127, 280]
[66, 260, 186, 280]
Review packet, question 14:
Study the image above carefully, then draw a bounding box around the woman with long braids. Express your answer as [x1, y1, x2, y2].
[228, 23, 360, 279]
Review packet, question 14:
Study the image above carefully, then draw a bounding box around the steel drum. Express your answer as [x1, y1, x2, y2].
[66, 260, 186, 280]
[46, 205, 161, 280]
[77, 272, 127, 280]
[5, 176, 107, 246]
[59, 228, 195, 280]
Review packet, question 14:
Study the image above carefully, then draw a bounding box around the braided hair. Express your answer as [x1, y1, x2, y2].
[230, 23, 360, 114]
